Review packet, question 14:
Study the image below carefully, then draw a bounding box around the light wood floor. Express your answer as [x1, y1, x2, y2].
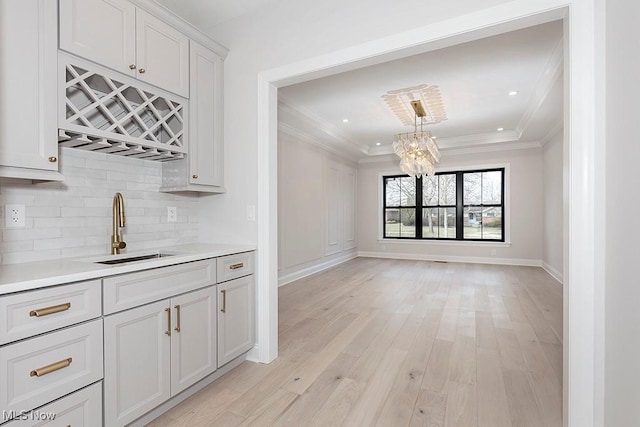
[148, 258, 563, 426]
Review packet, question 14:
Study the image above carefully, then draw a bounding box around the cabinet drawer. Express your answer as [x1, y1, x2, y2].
[0, 320, 103, 414]
[217, 252, 254, 283]
[0, 280, 101, 345]
[103, 259, 216, 314]
[2, 381, 102, 426]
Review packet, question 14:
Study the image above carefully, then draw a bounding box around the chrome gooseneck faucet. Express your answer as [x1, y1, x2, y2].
[111, 192, 126, 255]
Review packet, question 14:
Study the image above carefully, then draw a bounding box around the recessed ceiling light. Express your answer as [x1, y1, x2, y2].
[375, 142, 381, 146]
[508, 91, 519, 96]
[342, 119, 349, 123]
[497, 127, 504, 131]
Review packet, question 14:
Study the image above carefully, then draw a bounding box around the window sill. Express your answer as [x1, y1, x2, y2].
[378, 238, 512, 248]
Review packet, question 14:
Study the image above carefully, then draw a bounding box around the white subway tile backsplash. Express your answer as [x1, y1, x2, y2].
[61, 207, 108, 217]
[0, 148, 199, 264]
[0, 240, 35, 253]
[2, 249, 61, 264]
[3, 228, 61, 242]
[34, 236, 86, 251]
[27, 206, 61, 218]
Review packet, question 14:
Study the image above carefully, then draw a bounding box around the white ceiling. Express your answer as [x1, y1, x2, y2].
[149, 2, 563, 161]
[153, 0, 281, 28]
[278, 21, 564, 161]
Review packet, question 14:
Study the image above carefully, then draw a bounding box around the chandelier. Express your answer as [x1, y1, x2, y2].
[392, 100, 441, 177]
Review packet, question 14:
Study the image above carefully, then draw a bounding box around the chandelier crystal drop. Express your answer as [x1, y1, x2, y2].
[392, 101, 441, 178]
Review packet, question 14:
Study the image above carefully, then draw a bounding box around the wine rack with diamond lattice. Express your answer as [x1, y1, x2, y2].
[58, 54, 187, 161]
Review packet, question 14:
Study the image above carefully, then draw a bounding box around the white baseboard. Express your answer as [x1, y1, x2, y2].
[278, 252, 358, 287]
[542, 261, 564, 284]
[357, 251, 542, 267]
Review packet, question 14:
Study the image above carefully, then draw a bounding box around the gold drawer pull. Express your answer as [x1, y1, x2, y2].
[30, 357, 72, 377]
[230, 263, 244, 270]
[30, 302, 71, 317]
[165, 307, 171, 336]
[174, 304, 181, 333]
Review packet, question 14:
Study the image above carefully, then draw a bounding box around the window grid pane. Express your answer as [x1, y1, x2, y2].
[439, 174, 456, 206]
[383, 169, 503, 242]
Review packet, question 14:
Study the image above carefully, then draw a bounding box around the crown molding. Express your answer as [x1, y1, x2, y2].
[443, 140, 542, 156]
[514, 38, 563, 138]
[131, 0, 229, 58]
[278, 122, 362, 163]
[436, 130, 521, 148]
[358, 154, 398, 164]
[540, 120, 564, 146]
[278, 99, 370, 156]
[359, 140, 542, 164]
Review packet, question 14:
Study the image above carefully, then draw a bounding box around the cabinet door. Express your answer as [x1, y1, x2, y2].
[217, 276, 255, 367]
[104, 300, 171, 427]
[0, 0, 58, 174]
[136, 9, 189, 97]
[189, 41, 224, 187]
[171, 287, 217, 395]
[59, 0, 136, 77]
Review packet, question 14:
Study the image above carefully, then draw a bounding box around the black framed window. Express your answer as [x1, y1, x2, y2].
[383, 168, 505, 241]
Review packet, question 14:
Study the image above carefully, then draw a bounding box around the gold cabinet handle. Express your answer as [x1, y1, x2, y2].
[129, 64, 136, 70]
[30, 302, 71, 317]
[48, 156, 57, 163]
[221, 290, 226, 313]
[138, 68, 146, 74]
[30, 357, 72, 377]
[165, 307, 171, 336]
[174, 305, 181, 333]
[230, 263, 244, 270]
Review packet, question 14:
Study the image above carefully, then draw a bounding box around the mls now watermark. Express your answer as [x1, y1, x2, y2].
[3, 410, 56, 422]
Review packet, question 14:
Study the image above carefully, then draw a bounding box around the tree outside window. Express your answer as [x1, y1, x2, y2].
[383, 168, 504, 241]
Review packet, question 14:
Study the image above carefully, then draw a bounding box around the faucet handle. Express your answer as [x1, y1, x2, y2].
[112, 241, 127, 250]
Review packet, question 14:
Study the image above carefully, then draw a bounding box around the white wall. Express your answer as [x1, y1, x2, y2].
[0, 148, 199, 264]
[604, 0, 640, 424]
[357, 148, 543, 264]
[278, 130, 357, 285]
[542, 130, 564, 282]
[196, 0, 516, 246]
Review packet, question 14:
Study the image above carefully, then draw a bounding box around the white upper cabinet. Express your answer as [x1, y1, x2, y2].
[0, 0, 61, 180]
[136, 9, 190, 98]
[59, 0, 190, 98]
[59, 0, 136, 78]
[160, 41, 225, 193]
[189, 41, 224, 187]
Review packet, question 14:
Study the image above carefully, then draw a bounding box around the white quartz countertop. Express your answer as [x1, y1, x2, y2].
[0, 243, 256, 295]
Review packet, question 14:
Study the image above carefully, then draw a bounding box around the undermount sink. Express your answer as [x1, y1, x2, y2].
[95, 253, 175, 265]
[89, 251, 179, 265]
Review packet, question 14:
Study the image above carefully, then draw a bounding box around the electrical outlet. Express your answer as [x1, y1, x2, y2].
[5, 204, 26, 228]
[167, 206, 177, 223]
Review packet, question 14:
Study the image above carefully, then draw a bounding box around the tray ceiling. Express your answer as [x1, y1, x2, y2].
[278, 20, 564, 160]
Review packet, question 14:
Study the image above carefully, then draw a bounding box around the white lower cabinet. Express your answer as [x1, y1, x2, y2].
[217, 275, 255, 367]
[104, 286, 216, 426]
[0, 320, 103, 416]
[2, 382, 102, 427]
[171, 287, 217, 395]
[104, 300, 170, 427]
